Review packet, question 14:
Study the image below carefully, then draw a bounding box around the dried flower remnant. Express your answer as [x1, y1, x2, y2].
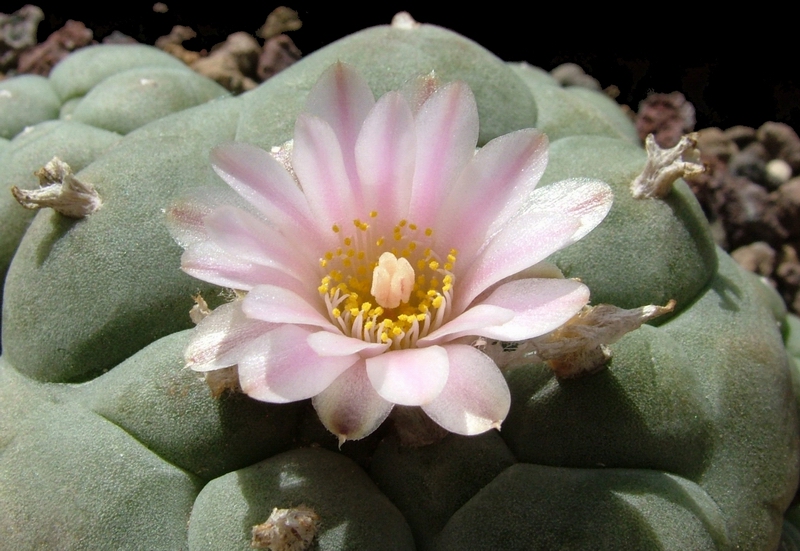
[550, 63, 602, 91]
[251, 506, 319, 550]
[170, 62, 613, 443]
[631, 133, 705, 199]
[12, 157, 101, 218]
[189, 293, 212, 324]
[480, 300, 675, 378]
[528, 300, 676, 377]
[392, 12, 422, 30]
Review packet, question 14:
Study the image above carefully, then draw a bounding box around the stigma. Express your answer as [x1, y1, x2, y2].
[371, 252, 414, 309]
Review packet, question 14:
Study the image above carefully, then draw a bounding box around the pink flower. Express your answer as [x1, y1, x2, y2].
[170, 63, 613, 443]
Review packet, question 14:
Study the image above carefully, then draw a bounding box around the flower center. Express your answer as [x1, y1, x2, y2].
[317, 212, 457, 349]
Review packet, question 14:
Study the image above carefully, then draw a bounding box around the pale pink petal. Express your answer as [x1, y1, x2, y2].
[355, 91, 416, 221]
[476, 278, 590, 340]
[416, 304, 514, 347]
[455, 211, 580, 312]
[408, 82, 479, 229]
[436, 129, 548, 258]
[293, 113, 359, 228]
[456, 179, 613, 311]
[366, 346, 449, 406]
[521, 178, 614, 242]
[507, 261, 565, 280]
[185, 301, 274, 371]
[238, 325, 359, 403]
[204, 205, 317, 282]
[181, 242, 310, 296]
[210, 143, 321, 245]
[304, 62, 375, 196]
[167, 186, 255, 249]
[312, 361, 393, 443]
[166, 198, 213, 248]
[243, 285, 333, 330]
[421, 344, 510, 435]
[307, 331, 390, 358]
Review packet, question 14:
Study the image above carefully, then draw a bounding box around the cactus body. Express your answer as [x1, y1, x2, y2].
[1, 22, 798, 550]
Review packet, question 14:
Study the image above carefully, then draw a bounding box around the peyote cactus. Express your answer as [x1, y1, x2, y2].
[1, 16, 799, 551]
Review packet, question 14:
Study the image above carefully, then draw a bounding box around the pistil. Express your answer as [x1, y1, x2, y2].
[371, 252, 414, 309]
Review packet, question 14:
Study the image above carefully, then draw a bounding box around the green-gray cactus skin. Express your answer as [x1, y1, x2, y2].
[0, 45, 230, 351]
[1, 23, 798, 551]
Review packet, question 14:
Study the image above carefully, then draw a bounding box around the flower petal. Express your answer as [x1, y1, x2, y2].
[293, 113, 359, 229]
[204, 205, 317, 282]
[456, 211, 580, 312]
[355, 91, 416, 221]
[520, 178, 614, 242]
[312, 361, 393, 444]
[307, 330, 390, 358]
[210, 143, 320, 245]
[408, 81, 479, 229]
[238, 325, 359, 403]
[181, 241, 309, 296]
[243, 285, 334, 330]
[304, 62, 375, 196]
[366, 346, 449, 406]
[476, 278, 590, 340]
[456, 178, 612, 311]
[422, 344, 510, 435]
[437, 129, 548, 259]
[416, 304, 514, 347]
[166, 197, 213, 248]
[185, 301, 274, 371]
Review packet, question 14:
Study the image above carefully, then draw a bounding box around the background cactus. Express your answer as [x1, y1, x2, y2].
[1, 20, 798, 551]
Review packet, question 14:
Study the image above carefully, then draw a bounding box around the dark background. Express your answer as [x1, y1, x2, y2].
[13, 3, 799, 133]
